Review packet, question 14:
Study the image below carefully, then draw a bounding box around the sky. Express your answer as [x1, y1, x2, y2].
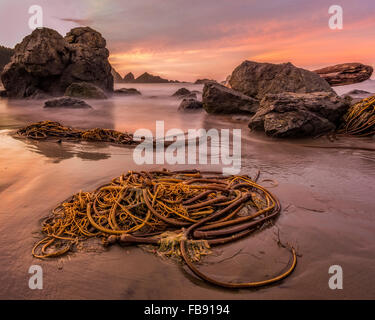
[0, 0, 374, 82]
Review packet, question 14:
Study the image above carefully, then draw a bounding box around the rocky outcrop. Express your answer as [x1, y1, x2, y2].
[133, 72, 169, 83]
[44, 97, 92, 109]
[65, 82, 107, 99]
[178, 98, 203, 111]
[114, 88, 141, 95]
[313, 63, 373, 86]
[248, 92, 350, 138]
[111, 67, 123, 83]
[195, 79, 216, 85]
[123, 72, 135, 83]
[229, 61, 333, 100]
[1, 27, 113, 98]
[202, 83, 259, 114]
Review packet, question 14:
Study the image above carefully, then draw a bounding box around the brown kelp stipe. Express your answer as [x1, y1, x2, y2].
[339, 95, 375, 136]
[17, 121, 136, 145]
[32, 169, 297, 289]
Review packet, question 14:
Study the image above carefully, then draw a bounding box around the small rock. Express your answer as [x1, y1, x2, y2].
[178, 98, 203, 111]
[65, 82, 107, 99]
[44, 97, 92, 109]
[114, 88, 141, 95]
[172, 88, 191, 97]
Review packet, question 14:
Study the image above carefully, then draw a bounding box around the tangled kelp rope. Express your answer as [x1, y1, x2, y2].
[339, 95, 375, 136]
[32, 169, 296, 288]
[17, 121, 136, 145]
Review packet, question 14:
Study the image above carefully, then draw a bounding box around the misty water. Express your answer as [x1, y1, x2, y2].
[0, 82, 374, 299]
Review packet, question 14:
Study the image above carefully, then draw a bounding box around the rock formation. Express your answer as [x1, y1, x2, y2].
[133, 72, 170, 83]
[248, 92, 350, 138]
[229, 61, 333, 99]
[202, 83, 259, 114]
[313, 63, 373, 86]
[65, 82, 107, 99]
[178, 98, 203, 111]
[111, 67, 123, 83]
[123, 72, 135, 83]
[1, 27, 113, 98]
[114, 88, 141, 95]
[44, 97, 92, 109]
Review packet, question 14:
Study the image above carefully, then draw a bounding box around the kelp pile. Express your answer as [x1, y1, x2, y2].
[32, 169, 296, 289]
[339, 95, 375, 136]
[17, 121, 136, 145]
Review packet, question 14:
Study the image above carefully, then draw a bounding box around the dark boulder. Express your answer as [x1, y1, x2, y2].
[202, 83, 259, 114]
[248, 92, 350, 138]
[313, 63, 373, 86]
[44, 97, 92, 109]
[172, 87, 191, 97]
[114, 88, 141, 95]
[229, 61, 333, 100]
[65, 82, 107, 99]
[178, 98, 203, 111]
[1, 27, 113, 98]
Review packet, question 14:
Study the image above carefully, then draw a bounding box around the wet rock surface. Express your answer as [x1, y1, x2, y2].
[65, 82, 107, 99]
[114, 88, 141, 95]
[178, 98, 203, 111]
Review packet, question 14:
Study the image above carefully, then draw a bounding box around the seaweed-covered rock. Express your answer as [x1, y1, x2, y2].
[229, 61, 333, 99]
[44, 97, 92, 109]
[202, 83, 259, 114]
[65, 82, 107, 99]
[248, 92, 350, 138]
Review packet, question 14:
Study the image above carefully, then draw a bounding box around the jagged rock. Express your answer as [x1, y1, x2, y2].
[1, 27, 113, 98]
[65, 82, 107, 99]
[229, 61, 333, 100]
[123, 72, 135, 82]
[248, 92, 350, 138]
[114, 88, 141, 95]
[202, 83, 259, 114]
[313, 63, 373, 86]
[133, 72, 169, 83]
[178, 98, 203, 111]
[111, 67, 123, 83]
[44, 97, 92, 109]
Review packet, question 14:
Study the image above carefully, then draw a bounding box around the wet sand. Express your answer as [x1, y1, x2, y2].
[0, 83, 374, 299]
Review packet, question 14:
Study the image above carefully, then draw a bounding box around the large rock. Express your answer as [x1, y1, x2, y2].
[1, 27, 113, 98]
[202, 83, 259, 114]
[248, 92, 350, 138]
[229, 61, 333, 100]
[313, 63, 373, 86]
[178, 98, 203, 111]
[65, 82, 107, 99]
[44, 97, 92, 109]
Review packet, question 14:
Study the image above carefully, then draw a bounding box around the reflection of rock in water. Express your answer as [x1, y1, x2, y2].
[15, 137, 111, 163]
